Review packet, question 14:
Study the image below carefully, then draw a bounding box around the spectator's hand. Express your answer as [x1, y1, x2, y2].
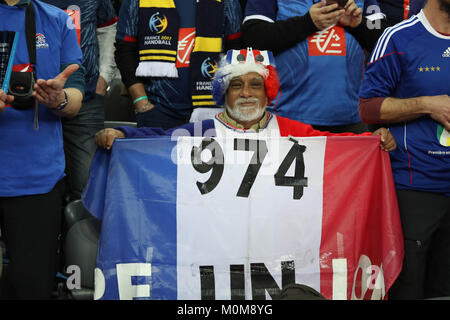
[0, 89, 14, 114]
[310, 0, 345, 30]
[426, 95, 450, 131]
[96, 75, 108, 96]
[95, 128, 125, 150]
[338, 0, 363, 28]
[372, 127, 397, 151]
[33, 64, 79, 109]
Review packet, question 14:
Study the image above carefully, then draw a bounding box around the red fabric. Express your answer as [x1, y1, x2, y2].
[278, 114, 403, 299]
[403, 0, 410, 20]
[359, 97, 386, 124]
[320, 137, 404, 299]
[265, 65, 280, 106]
[97, 16, 118, 28]
[225, 32, 242, 41]
[276, 115, 372, 137]
[123, 36, 137, 42]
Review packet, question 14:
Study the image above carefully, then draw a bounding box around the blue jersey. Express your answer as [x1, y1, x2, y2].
[117, 0, 243, 121]
[244, 0, 378, 126]
[359, 11, 450, 195]
[0, 1, 83, 197]
[41, 0, 117, 101]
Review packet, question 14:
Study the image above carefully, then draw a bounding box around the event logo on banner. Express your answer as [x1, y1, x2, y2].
[84, 136, 403, 300]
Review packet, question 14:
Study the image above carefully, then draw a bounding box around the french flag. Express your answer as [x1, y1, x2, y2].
[83, 135, 403, 300]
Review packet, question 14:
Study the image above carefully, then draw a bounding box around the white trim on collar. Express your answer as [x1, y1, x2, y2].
[418, 10, 450, 40]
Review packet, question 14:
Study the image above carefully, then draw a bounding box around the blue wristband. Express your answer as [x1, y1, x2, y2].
[133, 95, 148, 105]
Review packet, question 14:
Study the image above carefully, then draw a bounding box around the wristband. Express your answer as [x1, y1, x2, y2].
[134, 102, 152, 114]
[133, 95, 148, 105]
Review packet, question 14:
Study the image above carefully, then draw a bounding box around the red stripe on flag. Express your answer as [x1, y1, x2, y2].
[320, 136, 403, 300]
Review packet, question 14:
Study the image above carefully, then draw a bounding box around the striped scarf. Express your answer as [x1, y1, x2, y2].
[137, 0, 224, 108]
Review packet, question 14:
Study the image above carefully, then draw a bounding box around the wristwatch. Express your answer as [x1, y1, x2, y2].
[55, 90, 68, 111]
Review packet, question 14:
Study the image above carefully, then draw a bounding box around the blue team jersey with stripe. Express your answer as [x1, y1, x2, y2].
[244, 0, 378, 126]
[0, 1, 83, 196]
[360, 11, 450, 195]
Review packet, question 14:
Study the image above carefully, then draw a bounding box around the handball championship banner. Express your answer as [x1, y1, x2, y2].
[82, 136, 403, 300]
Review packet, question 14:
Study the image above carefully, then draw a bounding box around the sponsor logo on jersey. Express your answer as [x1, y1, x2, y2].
[308, 26, 346, 56]
[442, 47, 450, 58]
[176, 28, 196, 68]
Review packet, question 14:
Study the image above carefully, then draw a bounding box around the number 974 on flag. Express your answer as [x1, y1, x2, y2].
[176, 136, 328, 204]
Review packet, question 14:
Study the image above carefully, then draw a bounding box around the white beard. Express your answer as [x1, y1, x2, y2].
[225, 97, 267, 123]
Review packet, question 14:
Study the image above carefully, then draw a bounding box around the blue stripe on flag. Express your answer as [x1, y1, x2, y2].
[85, 137, 178, 300]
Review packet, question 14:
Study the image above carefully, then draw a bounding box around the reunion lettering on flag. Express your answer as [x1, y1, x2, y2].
[82, 135, 404, 300]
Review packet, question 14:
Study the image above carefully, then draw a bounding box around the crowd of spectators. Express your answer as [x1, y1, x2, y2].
[1, 0, 449, 300]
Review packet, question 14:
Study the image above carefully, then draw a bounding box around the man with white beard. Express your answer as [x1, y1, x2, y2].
[95, 48, 396, 151]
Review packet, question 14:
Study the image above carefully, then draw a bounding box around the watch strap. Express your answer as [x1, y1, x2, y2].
[55, 90, 68, 111]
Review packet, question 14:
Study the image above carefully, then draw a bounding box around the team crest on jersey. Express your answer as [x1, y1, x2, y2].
[36, 33, 49, 49]
[308, 26, 346, 56]
[201, 57, 218, 79]
[149, 12, 168, 34]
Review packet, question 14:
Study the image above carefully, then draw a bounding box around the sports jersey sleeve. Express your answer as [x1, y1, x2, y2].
[242, 0, 317, 54]
[97, 0, 118, 27]
[359, 31, 403, 99]
[244, 0, 277, 22]
[223, 0, 243, 50]
[59, 10, 83, 65]
[223, 0, 243, 37]
[97, 0, 118, 86]
[114, 0, 140, 89]
[116, 0, 139, 41]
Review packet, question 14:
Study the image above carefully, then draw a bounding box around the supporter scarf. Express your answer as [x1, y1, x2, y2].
[137, 0, 224, 108]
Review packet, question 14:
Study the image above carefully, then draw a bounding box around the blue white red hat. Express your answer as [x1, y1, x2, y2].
[212, 48, 280, 106]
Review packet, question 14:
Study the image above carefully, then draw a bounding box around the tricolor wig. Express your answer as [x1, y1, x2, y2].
[212, 48, 280, 107]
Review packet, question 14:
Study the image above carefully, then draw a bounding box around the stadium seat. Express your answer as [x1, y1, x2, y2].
[64, 199, 93, 230]
[63, 201, 100, 300]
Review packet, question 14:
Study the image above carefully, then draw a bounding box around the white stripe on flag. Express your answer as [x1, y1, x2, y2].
[176, 136, 327, 299]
